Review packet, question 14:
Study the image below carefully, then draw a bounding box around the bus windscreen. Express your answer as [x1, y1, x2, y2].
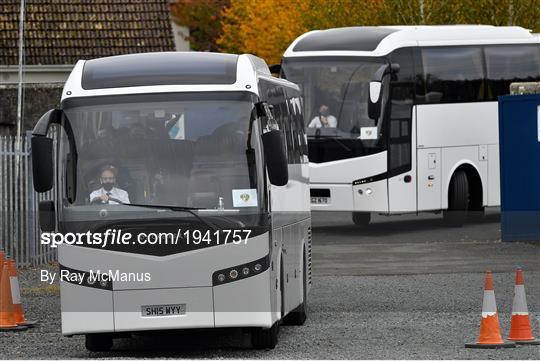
[282, 57, 388, 163]
[60, 92, 265, 223]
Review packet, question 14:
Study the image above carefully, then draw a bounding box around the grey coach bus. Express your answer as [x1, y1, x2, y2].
[31, 52, 311, 351]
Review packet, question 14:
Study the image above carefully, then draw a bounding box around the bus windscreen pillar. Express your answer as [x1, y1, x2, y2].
[498, 90, 540, 242]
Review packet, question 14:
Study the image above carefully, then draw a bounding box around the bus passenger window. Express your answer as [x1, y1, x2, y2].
[422, 46, 485, 103]
[484, 45, 540, 100]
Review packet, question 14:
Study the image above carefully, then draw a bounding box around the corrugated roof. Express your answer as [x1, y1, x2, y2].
[0, 0, 175, 65]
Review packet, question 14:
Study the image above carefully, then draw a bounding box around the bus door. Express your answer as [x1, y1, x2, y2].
[387, 48, 417, 213]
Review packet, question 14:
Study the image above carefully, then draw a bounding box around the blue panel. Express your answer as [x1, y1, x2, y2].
[499, 94, 540, 241]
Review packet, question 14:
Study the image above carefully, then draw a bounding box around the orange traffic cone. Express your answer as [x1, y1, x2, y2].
[465, 270, 515, 348]
[7, 259, 37, 328]
[508, 268, 540, 345]
[0, 249, 4, 280]
[0, 259, 26, 331]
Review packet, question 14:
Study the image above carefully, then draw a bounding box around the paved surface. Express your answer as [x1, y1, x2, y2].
[312, 209, 540, 275]
[2, 209, 540, 359]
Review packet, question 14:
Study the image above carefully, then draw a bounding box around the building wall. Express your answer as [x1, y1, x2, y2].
[0, 65, 73, 84]
[0, 84, 63, 136]
[171, 21, 190, 51]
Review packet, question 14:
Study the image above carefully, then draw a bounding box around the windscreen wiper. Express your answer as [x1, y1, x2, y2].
[125, 203, 219, 232]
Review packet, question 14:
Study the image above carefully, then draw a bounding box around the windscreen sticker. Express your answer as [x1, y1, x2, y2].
[232, 189, 258, 207]
[168, 113, 185, 140]
[360, 127, 378, 140]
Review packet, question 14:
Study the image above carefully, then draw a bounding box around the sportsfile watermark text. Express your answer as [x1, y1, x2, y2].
[40, 229, 252, 248]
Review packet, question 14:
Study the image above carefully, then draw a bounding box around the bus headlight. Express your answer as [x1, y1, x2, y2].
[212, 255, 269, 286]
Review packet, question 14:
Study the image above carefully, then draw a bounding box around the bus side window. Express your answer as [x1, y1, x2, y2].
[421, 46, 485, 104]
[292, 96, 309, 161]
[285, 91, 304, 164]
[263, 83, 300, 165]
[484, 45, 540, 100]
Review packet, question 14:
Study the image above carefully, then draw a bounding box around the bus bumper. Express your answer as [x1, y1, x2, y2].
[310, 183, 354, 211]
[61, 269, 273, 335]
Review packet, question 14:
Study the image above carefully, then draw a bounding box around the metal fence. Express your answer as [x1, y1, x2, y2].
[0, 131, 57, 266]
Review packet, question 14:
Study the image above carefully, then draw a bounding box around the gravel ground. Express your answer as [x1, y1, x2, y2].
[2, 269, 540, 359]
[2, 211, 540, 359]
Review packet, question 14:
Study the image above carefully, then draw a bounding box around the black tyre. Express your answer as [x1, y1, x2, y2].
[85, 333, 113, 352]
[283, 251, 307, 326]
[443, 170, 469, 227]
[352, 212, 371, 226]
[251, 322, 279, 349]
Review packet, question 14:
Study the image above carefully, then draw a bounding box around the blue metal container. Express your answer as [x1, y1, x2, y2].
[499, 94, 540, 241]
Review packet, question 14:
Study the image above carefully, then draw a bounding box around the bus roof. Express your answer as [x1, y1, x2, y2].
[61, 52, 283, 101]
[284, 25, 539, 58]
[81, 52, 240, 90]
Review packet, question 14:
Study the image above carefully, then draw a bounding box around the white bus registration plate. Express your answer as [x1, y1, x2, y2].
[141, 304, 186, 317]
[311, 196, 329, 204]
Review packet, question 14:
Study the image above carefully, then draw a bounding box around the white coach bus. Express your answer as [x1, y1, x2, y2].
[31, 52, 311, 350]
[280, 25, 540, 226]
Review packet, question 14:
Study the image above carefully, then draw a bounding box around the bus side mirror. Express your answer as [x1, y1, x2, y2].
[368, 81, 382, 120]
[262, 130, 288, 186]
[32, 109, 60, 192]
[32, 137, 54, 192]
[38, 200, 56, 231]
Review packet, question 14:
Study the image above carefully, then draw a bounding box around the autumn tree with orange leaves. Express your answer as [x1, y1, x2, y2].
[170, 0, 540, 65]
[170, 0, 230, 52]
[216, 0, 539, 64]
[217, 0, 385, 65]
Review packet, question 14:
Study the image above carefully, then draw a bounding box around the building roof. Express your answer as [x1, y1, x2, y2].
[0, 0, 175, 66]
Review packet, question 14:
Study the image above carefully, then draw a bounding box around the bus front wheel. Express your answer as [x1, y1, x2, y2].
[251, 322, 279, 349]
[443, 170, 469, 227]
[352, 212, 371, 226]
[85, 333, 113, 352]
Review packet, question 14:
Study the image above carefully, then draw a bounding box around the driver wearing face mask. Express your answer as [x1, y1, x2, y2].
[308, 105, 337, 128]
[89, 165, 130, 205]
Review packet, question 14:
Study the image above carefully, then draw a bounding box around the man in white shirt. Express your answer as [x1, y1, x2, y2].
[308, 105, 337, 128]
[89, 165, 130, 205]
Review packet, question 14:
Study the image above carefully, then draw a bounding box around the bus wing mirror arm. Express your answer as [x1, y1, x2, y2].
[368, 63, 399, 122]
[31, 109, 61, 193]
[32, 109, 61, 136]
